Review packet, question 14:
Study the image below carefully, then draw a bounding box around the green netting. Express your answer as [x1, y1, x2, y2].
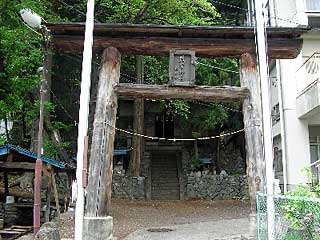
[257, 192, 320, 240]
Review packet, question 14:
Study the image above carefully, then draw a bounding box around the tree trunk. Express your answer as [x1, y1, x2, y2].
[85, 47, 120, 216]
[240, 53, 265, 219]
[44, 121, 72, 166]
[216, 138, 221, 174]
[4, 117, 10, 141]
[51, 170, 61, 220]
[129, 56, 144, 176]
[194, 139, 199, 162]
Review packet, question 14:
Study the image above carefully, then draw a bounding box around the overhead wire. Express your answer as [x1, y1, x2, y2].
[190, 100, 242, 113]
[210, 0, 304, 26]
[57, 0, 102, 23]
[196, 61, 240, 74]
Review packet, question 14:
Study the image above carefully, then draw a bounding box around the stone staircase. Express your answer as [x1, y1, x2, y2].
[151, 152, 180, 200]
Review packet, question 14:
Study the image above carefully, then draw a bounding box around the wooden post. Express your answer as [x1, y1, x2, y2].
[86, 47, 120, 216]
[4, 152, 13, 197]
[240, 53, 265, 226]
[45, 164, 53, 222]
[4, 172, 9, 197]
[129, 56, 144, 176]
[45, 172, 52, 222]
[51, 170, 61, 220]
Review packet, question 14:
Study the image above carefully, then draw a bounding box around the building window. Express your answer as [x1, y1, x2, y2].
[306, 0, 320, 12]
[274, 147, 283, 173]
[155, 113, 174, 138]
[271, 104, 280, 126]
[308, 16, 320, 27]
[273, 136, 283, 176]
[309, 136, 320, 184]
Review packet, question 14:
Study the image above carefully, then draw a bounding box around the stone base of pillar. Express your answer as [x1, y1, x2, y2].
[83, 216, 113, 240]
[249, 213, 258, 237]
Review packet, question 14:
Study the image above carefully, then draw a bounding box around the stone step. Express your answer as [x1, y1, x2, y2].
[152, 177, 178, 180]
[152, 183, 180, 187]
[152, 179, 179, 182]
[152, 171, 178, 175]
[152, 161, 176, 163]
[151, 190, 180, 195]
[152, 172, 178, 175]
[152, 166, 177, 170]
[152, 187, 180, 191]
[152, 176, 178, 181]
[152, 168, 177, 171]
[151, 165, 177, 168]
[152, 163, 177, 167]
[151, 152, 180, 200]
[152, 174, 179, 180]
[151, 193, 180, 200]
[152, 192, 180, 197]
[151, 157, 176, 161]
[152, 169, 178, 172]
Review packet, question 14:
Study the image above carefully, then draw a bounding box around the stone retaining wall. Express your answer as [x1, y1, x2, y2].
[112, 173, 145, 200]
[186, 174, 249, 200]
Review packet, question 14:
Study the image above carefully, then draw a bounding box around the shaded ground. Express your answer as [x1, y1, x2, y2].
[124, 218, 254, 240]
[18, 198, 251, 239]
[111, 199, 250, 239]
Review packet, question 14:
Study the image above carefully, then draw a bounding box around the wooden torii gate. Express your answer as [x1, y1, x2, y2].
[47, 23, 306, 239]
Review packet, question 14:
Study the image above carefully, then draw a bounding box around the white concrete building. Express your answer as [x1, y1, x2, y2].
[266, 0, 320, 191]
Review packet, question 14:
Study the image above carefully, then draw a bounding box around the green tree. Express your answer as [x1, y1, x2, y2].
[0, 0, 53, 146]
[0, 0, 245, 163]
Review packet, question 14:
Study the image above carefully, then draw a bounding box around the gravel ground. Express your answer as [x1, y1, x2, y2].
[124, 218, 254, 240]
[18, 199, 251, 239]
[111, 199, 250, 239]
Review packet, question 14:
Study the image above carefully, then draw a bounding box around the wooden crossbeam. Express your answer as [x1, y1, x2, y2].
[47, 23, 307, 59]
[0, 162, 35, 170]
[52, 36, 302, 59]
[114, 83, 249, 102]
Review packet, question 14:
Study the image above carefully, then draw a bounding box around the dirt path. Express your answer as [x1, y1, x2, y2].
[111, 199, 250, 239]
[19, 199, 250, 239]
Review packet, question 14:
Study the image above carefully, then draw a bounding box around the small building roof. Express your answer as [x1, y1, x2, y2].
[0, 144, 65, 169]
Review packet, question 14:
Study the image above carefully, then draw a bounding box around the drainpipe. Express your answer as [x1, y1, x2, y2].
[276, 59, 288, 193]
[270, 0, 288, 193]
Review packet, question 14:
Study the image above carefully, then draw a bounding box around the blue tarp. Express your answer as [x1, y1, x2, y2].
[72, 149, 130, 161]
[199, 158, 213, 164]
[114, 149, 130, 156]
[0, 144, 65, 168]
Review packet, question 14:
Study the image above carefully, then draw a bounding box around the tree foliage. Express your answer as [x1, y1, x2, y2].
[0, 0, 245, 155]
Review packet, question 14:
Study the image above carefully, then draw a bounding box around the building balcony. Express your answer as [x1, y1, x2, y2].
[296, 53, 320, 119]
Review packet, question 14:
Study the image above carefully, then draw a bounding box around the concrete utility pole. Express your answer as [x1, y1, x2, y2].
[74, 0, 95, 239]
[253, 0, 275, 239]
[33, 26, 49, 234]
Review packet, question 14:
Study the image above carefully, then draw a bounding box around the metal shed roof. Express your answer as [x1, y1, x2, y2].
[0, 144, 65, 168]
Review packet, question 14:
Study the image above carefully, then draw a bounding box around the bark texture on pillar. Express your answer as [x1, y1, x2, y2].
[86, 47, 120, 216]
[129, 55, 144, 176]
[240, 53, 266, 215]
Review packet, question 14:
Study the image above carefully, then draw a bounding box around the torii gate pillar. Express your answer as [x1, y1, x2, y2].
[240, 53, 266, 235]
[84, 47, 120, 240]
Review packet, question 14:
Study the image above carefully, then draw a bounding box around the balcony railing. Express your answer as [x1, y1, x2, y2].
[306, 0, 320, 12]
[296, 53, 320, 95]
